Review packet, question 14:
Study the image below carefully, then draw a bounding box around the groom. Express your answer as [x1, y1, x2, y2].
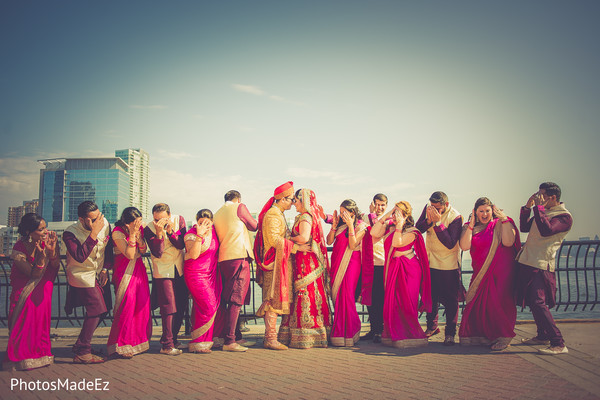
[254, 181, 309, 350]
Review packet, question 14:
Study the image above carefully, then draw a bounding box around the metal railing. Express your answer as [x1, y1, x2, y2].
[1, 240, 598, 329]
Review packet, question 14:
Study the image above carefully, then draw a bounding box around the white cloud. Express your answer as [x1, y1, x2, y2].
[231, 84, 265, 96]
[231, 83, 305, 106]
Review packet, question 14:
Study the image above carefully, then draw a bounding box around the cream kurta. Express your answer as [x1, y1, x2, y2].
[65, 219, 110, 288]
[213, 202, 254, 262]
[147, 214, 184, 278]
[516, 203, 572, 272]
[426, 205, 461, 271]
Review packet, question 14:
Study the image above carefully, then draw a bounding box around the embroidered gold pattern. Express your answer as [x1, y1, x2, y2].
[2, 355, 54, 371]
[108, 341, 149, 356]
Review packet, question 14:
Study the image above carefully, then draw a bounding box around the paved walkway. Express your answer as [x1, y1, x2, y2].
[1, 321, 599, 399]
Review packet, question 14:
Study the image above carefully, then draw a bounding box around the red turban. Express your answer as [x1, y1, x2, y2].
[273, 181, 294, 200]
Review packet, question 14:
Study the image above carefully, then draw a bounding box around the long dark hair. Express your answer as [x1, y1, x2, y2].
[18, 213, 45, 238]
[339, 199, 361, 229]
[472, 197, 499, 225]
[115, 207, 143, 228]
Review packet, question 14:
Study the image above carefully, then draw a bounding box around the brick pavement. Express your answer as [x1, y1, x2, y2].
[1, 322, 599, 399]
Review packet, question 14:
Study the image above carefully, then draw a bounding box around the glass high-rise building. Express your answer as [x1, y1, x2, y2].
[38, 157, 130, 223]
[115, 148, 150, 218]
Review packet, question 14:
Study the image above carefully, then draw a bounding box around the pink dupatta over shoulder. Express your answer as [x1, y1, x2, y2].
[381, 227, 431, 348]
[3, 240, 59, 371]
[107, 226, 151, 356]
[459, 218, 520, 346]
[329, 221, 369, 347]
[184, 226, 221, 352]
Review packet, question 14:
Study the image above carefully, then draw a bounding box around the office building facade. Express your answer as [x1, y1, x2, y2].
[38, 157, 130, 223]
[7, 199, 39, 227]
[115, 148, 150, 218]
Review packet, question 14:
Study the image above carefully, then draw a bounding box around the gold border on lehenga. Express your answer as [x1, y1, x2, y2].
[2, 355, 54, 371]
[330, 331, 360, 347]
[109, 253, 144, 356]
[107, 341, 150, 356]
[464, 222, 502, 304]
[331, 247, 353, 302]
[191, 312, 217, 341]
[8, 251, 45, 332]
[459, 336, 493, 346]
[381, 337, 428, 348]
[113, 258, 136, 313]
[294, 265, 324, 291]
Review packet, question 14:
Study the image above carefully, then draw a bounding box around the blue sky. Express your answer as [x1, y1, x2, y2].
[1, 1, 599, 238]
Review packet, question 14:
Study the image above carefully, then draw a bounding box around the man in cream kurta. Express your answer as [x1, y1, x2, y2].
[416, 191, 463, 346]
[143, 203, 187, 356]
[213, 190, 258, 352]
[254, 181, 309, 350]
[63, 201, 113, 364]
[517, 182, 573, 355]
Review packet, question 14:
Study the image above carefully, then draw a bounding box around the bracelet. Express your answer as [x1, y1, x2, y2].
[348, 232, 355, 237]
[127, 241, 136, 247]
[468, 225, 474, 231]
[35, 263, 45, 270]
[501, 220, 510, 224]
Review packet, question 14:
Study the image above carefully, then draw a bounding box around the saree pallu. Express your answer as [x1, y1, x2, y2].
[329, 224, 365, 347]
[459, 218, 520, 346]
[381, 228, 431, 348]
[279, 249, 332, 348]
[107, 228, 151, 356]
[3, 241, 58, 371]
[184, 227, 221, 352]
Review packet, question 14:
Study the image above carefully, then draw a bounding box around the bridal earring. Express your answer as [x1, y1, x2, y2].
[28, 235, 32, 243]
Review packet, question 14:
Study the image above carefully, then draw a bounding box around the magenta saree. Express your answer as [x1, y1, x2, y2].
[107, 226, 151, 356]
[381, 227, 431, 348]
[3, 241, 59, 371]
[329, 221, 368, 347]
[459, 218, 521, 346]
[184, 226, 222, 352]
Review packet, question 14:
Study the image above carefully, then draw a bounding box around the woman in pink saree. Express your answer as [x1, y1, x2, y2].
[326, 199, 370, 347]
[108, 207, 151, 358]
[278, 188, 332, 348]
[3, 214, 60, 371]
[459, 197, 520, 351]
[371, 201, 431, 349]
[184, 209, 221, 354]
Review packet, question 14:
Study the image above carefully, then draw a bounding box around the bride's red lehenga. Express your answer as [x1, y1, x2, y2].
[278, 189, 332, 348]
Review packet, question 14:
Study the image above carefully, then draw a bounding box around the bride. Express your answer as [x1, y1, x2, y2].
[278, 188, 332, 349]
